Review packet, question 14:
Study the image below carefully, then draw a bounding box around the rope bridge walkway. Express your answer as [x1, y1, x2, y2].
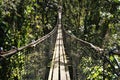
[48, 24, 70, 80]
[0, 6, 120, 80]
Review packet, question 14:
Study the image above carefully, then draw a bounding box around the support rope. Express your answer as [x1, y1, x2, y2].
[0, 25, 58, 58]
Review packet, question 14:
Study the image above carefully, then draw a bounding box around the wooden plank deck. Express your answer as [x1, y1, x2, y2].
[48, 25, 70, 80]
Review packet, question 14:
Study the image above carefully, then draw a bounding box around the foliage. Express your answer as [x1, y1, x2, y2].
[0, 0, 58, 79]
[62, 0, 120, 79]
[0, 0, 58, 50]
[62, 0, 120, 47]
[0, 0, 120, 79]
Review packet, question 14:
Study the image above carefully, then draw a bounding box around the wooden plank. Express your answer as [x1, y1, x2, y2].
[52, 36, 59, 80]
[59, 27, 70, 80]
[62, 45, 71, 80]
[48, 26, 70, 80]
[48, 27, 60, 80]
[59, 28, 67, 80]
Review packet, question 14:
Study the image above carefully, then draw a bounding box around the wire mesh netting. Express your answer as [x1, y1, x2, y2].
[62, 27, 120, 80]
[0, 26, 57, 80]
[0, 25, 120, 80]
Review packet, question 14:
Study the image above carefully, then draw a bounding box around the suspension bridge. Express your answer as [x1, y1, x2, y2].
[0, 6, 120, 80]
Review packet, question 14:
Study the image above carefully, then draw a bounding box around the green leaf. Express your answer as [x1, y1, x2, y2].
[110, 56, 114, 61]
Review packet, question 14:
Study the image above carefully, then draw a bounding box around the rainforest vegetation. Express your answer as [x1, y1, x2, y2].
[0, 0, 120, 80]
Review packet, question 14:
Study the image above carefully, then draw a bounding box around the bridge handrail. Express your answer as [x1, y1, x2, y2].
[62, 26, 104, 53]
[1, 25, 58, 58]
